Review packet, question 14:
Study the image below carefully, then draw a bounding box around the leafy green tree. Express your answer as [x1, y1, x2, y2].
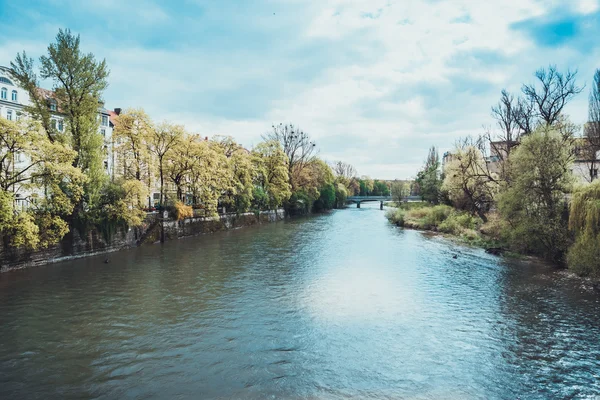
[252, 140, 291, 210]
[313, 183, 335, 211]
[12, 28, 110, 231]
[147, 122, 183, 208]
[113, 108, 153, 183]
[415, 146, 442, 204]
[498, 127, 574, 261]
[0, 118, 84, 251]
[372, 180, 390, 196]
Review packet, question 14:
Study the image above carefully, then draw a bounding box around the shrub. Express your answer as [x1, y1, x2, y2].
[567, 233, 600, 277]
[438, 212, 482, 235]
[174, 201, 193, 221]
[385, 208, 405, 226]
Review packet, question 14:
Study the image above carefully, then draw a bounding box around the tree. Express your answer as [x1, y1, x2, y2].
[498, 127, 574, 261]
[227, 149, 255, 213]
[359, 176, 374, 196]
[390, 181, 410, 203]
[166, 134, 198, 202]
[147, 122, 183, 208]
[567, 180, 600, 276]
[0, 118, 85, 251]
[263, 123, 317, 191]
[488, 90, 523, 178]
[113, 109, 153, 183]
[442, 146, 498, 221]
[252, 140, 291, 210]
[415, 146, 442, 204]
[522, 65, 583, 127]
[187, 141, 231, 216]
[372, 180, 390, 196]
[313, 183, 335, 212]
[11, 29, 110, 229]
[13, 29, 109, 169]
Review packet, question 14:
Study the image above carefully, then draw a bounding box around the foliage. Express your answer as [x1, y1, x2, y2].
[252, 140, 292, 210]
[385, 208, 405, 226]
[174, 201, 194, 221]
[415, 146, 442, 204]
[371, 180, 390, 196]
[263, 123, 317, 191]
[334, 183, 348, 209]
[113, 108, 153, 182]
[251, 186, 269, 211]
[0, 118, 85, 250]
[438, 212, 483, 235]
[498, 127, 574, 261]
[442, 146, 498, 221]
[566, 181, 600, 276]
[147, 122, 183, 208]
[313, 183, 335, 212]
[390, 181, 411, 203]
[567, 233, 600, 277]
[227, 149, 255, 213]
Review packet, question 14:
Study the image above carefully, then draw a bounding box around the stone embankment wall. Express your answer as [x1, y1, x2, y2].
[0, 209, 286, 273]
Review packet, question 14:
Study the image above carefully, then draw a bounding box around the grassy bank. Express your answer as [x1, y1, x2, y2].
[385, 203, 503, 249]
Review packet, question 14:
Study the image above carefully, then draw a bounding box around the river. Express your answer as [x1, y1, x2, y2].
[1, 203, 599, 399]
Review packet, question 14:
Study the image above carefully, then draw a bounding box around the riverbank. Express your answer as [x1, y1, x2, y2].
[0, 209, 285, 273]
[385, 204, 513, 254]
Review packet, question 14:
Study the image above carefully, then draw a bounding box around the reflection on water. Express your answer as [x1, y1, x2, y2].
[1, 203, 599, 399]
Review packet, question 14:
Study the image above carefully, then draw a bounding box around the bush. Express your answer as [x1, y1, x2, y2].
[567, 233, 600, 277]
[174, 201, 193, 220]
[397, 204, 452, 230]
[385, 208, 405, 226]
[438, 212, 482, 235]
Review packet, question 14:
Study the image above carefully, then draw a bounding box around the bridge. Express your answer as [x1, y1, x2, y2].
[346, 195, 423, 209]
[347, 196, 392, 209]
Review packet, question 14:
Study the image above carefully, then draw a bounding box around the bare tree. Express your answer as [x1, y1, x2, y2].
[489, 90, 522, 179]
[522, 65, 584, 126]
[514, 95, 535, 135]
[263, 123, 317, 190]
[332, 161, 357, 181]
[491, 90, 520, 144]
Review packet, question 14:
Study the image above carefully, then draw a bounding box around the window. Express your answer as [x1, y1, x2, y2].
[101, 128, 106, 136]
[6, 110, 12, 121]
[101, 115, 109, 126]
[0, 77, 12, 85]
[592, 168, 598, 179]
[51, 119, 57, 130]
[49, 101, 57, 111]
[11, 90, 17, 102]
[0, 87, 6, 100]
[58, 120, 63, 131]
[104, 161, 108, 170]
[16, 112, 21, 121]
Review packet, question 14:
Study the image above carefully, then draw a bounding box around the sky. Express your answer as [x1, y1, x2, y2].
[1, 0, 600, 179]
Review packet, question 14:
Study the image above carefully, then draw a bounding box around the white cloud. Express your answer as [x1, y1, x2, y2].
[2, 0, 598, 179]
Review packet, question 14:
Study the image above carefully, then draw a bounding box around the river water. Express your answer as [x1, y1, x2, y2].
[1, 203, 599, 399]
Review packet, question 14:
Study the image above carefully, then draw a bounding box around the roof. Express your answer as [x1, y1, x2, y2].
[108, 110, 119, 126]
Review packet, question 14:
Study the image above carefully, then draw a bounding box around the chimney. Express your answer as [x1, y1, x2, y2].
[114, 108, 122, 115]
[205, 136, 208, 141]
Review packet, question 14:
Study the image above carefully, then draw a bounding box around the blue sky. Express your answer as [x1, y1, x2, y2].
[1, 0, 600, 179]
